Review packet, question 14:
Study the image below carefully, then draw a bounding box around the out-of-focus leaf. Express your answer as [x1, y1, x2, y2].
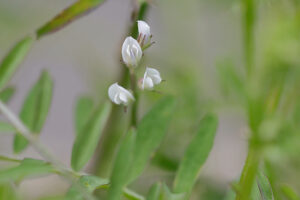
[123, 188, 145, 200]
[146, 183, 161, 200]
[217, 59, 246, 102]
[151, 153, 179, 172]
[173, 114, 218, 194]
[108, 129, 136, 200]
[281, 184, 300, 200]
[36, 0, 106, 38]
[0, 183, 18, 200]
[0, 158, 53, 183]
[255, 172, 274, 200]
[0, 122, 15, 133]
[65, 175, 109, 200]
[160, 184, 185, 200]
[224, 189, 235, 200]
[71, 101, 111, 171]
[39, 196, 65, 200]
[13, 71, 53, 153]
[129, 96, 176, 182]
[0, 87, 15, 103]
[0, 37, 33, 90]
[74, 97, 94, 135]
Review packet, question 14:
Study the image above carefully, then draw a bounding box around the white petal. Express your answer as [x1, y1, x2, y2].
[108, 83, 120, 103]
[108, 83, 134, 105]
[138, 21, 151, 44]
[143, 77, 154, 90]
[146, 67, 162, 84]
[121, 37, 142, 67]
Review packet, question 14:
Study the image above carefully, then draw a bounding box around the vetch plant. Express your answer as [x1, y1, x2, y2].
[0, 0, 298, 200]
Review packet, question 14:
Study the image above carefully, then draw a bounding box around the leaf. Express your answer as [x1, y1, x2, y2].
[173, 114, 218, 194]
[13, 71, 53, 153]
[0, 37, 33, 90]
[281, 184, 300, 200]
[160, 184, 185, 200]
[146, 183, 161, 200]
[0, 87, 15, 103]
[217, 59, 246, 102]
[71, 101, 111, 171]
[129, 96, 176, 182]
[255, 172, 274, 200]
[65, 175, 109, 200]
[0, 122, 15, 133]
[108, 128, 136, 200]
[0, 183, 18, 200]
[0, 158, 53, 183]
[74, 97, 94, 135]
[36, 0, 106, 38]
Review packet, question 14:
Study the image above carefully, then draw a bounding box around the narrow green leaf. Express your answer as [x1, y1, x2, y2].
[0, 87, 15, 103]
[0, 158, 53, 183]
[173, 114, 218, 194]
[281, 184, 300, 200]
[65, 175, 109, 200]
[129, 96, 176, 182]
[74, 97, 94, 135]
[255, 172, 274, 200]
[146, 183, 161, 200]
[0, 37, 33, 90]
[13, 71, 53, 153]
[160, 184, 185, 200]
[71, 101, 111, 171]
[108, 128, 136, 200]
[0, 183, 18, 200]
[0, 122, 15, 133]
[36, 0, 106, 38]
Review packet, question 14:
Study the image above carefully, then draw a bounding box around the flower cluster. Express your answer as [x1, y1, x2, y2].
[108, 21, 163, 106]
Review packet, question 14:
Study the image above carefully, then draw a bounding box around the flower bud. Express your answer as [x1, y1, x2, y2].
[108, 83, 134, 105]
[139, 67, 162, 90]
[122, 36, 142, 68]
[137, 20, 151, 46]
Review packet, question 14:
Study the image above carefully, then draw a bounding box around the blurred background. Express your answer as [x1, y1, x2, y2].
[0, 0, 300, 199]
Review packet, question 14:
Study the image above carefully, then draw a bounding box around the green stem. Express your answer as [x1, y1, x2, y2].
[243, 0, 255, 77]
[0, 155, 21, 163]
[236, 142, 260, 200]
[236, 0, 258, 198]
[0, 100, 94, 200]
[130, 71, 139, 127]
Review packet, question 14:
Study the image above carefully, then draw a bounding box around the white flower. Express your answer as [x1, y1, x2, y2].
[122, 36, 142, 68]
[137, 20, 151, 46]
[108, 83, 134, 105]
[140, 67, 162, 90]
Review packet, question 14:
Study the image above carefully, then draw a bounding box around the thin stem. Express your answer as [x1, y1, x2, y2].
[0, 100, 94, 200]
[130, 71, 139, 127]
[236, 142, 260, 200]
[0, 155, 21, 163]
